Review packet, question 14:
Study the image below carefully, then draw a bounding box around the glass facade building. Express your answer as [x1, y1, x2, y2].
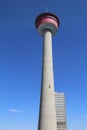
[55, 93, 67, 130]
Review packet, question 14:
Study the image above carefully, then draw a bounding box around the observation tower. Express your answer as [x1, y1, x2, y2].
[35, 12, 60, 130]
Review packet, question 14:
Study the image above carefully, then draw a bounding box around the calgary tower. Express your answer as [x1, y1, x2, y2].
[35, 12, 67, 130]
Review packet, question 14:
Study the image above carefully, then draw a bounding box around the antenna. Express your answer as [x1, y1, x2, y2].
[46, 7, 48, 12]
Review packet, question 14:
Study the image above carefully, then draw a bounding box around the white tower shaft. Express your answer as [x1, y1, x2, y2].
[42, 30, 54, 89]
[38, 30, 57, 130]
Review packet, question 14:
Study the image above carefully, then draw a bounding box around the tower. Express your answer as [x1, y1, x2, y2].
[35, 12, 60, 130]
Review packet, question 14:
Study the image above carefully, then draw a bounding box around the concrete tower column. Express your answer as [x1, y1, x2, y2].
[35, 12, 60, 130]
[42, 30, 54, 90]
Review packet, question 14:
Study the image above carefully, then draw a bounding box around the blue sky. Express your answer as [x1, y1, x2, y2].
[0, 0, 87, 130]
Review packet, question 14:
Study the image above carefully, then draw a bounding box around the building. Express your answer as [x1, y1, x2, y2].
[55, 92, 67, 130]
[35, 12, 67, 130]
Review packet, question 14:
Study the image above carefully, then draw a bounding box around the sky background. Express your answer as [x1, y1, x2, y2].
[0, 0, 87, 130]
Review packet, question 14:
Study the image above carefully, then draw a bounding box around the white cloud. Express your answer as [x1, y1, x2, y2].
[8, 108, 24, 113]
